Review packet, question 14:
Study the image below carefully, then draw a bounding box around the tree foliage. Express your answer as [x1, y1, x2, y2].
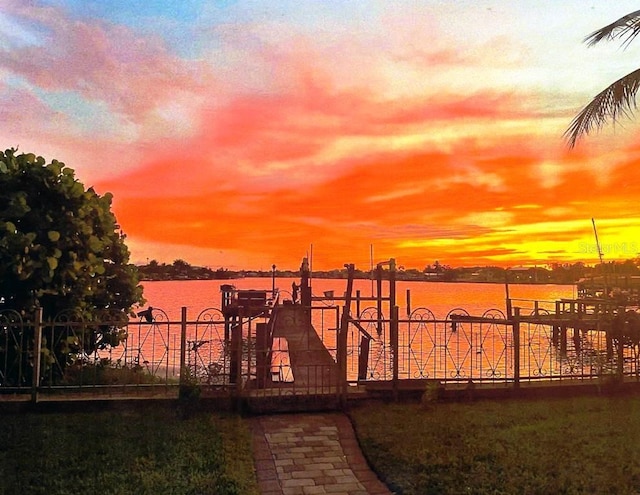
[0, 148, 143, 321]
[566, 10, 640, 147]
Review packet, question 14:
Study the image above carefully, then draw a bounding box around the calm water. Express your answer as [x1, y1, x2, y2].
[122, 278, 591, 383]
[139, 277, 576, 321]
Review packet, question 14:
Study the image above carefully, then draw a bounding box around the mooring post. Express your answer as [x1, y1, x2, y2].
[179, 306, 187, 386]
[300, 257, 311, 307]
[31, 307, 43, 403]
[389, 258, 396, 313]
[338, 264, 355, 401]
[300, 257, 312, 328]
[255, 323, 267, 389]
[513, 307, 520, 390]
[504, 275, 512, 318]
[235, 309, 244, 409]
[573, 326, 581, 354]
[376, 265, 383, 335]
[552, 301, 561, 346]
[391, 305, 400, 401]
[358, 336, 370, 381]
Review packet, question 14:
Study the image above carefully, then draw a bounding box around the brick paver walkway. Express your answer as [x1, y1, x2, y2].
[251, 412, 393, 495]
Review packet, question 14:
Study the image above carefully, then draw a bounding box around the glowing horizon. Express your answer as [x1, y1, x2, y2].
[2, 1, 640, 271]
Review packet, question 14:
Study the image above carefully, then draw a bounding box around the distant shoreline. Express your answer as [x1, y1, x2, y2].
[139, 275, 575, 286]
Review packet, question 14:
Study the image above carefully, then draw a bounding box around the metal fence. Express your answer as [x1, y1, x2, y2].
[339, 305, 637, 385]
[0, 307, 235, 398]
[2, 303, 638, 402]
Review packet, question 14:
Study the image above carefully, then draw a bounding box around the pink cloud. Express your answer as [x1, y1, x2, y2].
[3, 3, 212, 120]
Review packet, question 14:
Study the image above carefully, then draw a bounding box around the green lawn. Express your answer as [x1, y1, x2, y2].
[351, 395, 640, 495]
[0, 406, 258, 495]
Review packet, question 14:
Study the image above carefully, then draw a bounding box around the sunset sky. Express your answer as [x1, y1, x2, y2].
[3, 1, 640, 271]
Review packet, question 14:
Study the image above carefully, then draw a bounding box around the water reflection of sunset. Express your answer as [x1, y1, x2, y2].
[4, 2, 640, 270]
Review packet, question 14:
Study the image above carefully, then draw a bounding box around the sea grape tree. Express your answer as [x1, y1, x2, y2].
[0, 148, 143, 375]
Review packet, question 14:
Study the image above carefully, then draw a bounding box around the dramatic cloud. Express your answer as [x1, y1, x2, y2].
[3, 0, 640, 269]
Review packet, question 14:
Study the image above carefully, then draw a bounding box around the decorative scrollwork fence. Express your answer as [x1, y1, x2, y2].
[2, 303, 638, 402]
[340, 306, 639, 385]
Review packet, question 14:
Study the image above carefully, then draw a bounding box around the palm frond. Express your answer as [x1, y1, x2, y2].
[565, 67, 640, 148]
[585, 9, 640, 48]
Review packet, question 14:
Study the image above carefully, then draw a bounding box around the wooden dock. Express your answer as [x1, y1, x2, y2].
[270, 305, 339, 388]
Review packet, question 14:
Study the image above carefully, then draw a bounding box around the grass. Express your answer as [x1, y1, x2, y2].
[351, 394, 640, 495]
[0, 407, 259, 495]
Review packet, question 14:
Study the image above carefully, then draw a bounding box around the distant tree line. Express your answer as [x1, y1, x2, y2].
[137, 258, 640, 285]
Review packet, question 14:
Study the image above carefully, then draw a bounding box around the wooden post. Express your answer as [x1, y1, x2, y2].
[246, 316, 253, 389]
[358, 336, 370, 380]
[513, 307, 520, 390]
[230, 317, 240, 385]
[389, 259, 397, 315]
[300, 257, 311, 308]
[179, 307, 187, 386]
[235, 310, 244, 407]
[31, 307, 43, 403]
[376, 265, 383, 336]
[406, 289, 411, 318]
[552, 301, 561, 346]
[338, 264, 355, 400]
[221, 285, 234, 342]
[504, 276, 512, 318]
[391, 305, 400, 401]
[256, 322, 267, 388]
[560, 326, 568, 355]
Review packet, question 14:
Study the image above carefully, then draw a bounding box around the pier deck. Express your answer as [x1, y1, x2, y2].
[271, 305, 339, 388]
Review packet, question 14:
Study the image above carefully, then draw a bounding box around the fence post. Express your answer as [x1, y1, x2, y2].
[32, 307, 43, 403]
[338, 264, 355, 403]
[235, 309, 244, 408]
[391, 305, 399, 401]
[513, 307, 520, 390]
[179, 307, 187, 386]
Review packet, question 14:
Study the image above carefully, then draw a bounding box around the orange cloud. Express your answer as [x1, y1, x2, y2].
[7, 2, 640, 270]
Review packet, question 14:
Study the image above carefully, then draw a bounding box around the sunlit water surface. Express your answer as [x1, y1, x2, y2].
[139, 277, 575, 320]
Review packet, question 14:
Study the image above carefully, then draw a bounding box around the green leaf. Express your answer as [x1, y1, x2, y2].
[47, 257, 58, 270]
[47, 162, 62, 176]
[88, 235, 103, 253]
[0, 161, 7, 173]
[5, 221, 16, 233]
[47, 230, 61, 242]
